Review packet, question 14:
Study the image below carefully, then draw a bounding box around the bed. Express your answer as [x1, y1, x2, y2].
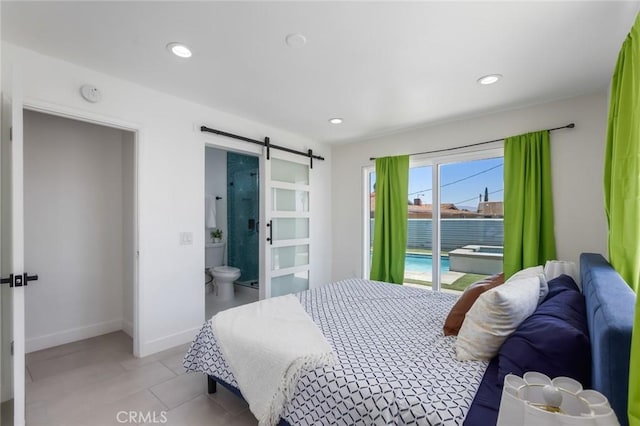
[183, 253, 635, 425]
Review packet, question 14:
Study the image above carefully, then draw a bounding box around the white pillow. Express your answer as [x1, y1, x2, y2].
[507, 265, 548, 304]
[544, 260, 580, 289]
[455, 275, 541, 361]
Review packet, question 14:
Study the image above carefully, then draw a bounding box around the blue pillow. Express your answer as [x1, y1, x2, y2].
[544, 274, 580, 301]
[497, 290, 591, 387]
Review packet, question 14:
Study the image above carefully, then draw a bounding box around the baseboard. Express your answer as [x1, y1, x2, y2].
[139, 326, 202, 358]
[26, 319, 124, 353]
[122, 320, 134, 338]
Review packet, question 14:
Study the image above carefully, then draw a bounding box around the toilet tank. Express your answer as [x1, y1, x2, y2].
[205, 242, 225, 268]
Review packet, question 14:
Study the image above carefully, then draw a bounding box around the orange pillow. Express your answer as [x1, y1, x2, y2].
[443, 272, 505, 336]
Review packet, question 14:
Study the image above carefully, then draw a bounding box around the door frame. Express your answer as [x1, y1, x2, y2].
[362, 146, 504, 287]
[22, 98, 143, 357]
[203, 137, 265, 299]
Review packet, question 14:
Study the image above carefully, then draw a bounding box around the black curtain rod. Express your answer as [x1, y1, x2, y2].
[369, 123, 575, 161]
[201, 125, 325, 163]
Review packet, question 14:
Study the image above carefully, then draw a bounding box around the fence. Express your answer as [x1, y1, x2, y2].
[371, 218, 504, 252]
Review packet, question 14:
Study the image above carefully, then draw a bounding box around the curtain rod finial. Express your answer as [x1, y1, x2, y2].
[567, 123, 575, 128]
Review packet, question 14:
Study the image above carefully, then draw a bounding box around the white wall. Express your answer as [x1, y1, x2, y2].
[205, 147, 227, 250]
[23, 110, 130, 352]
[2, 42, 332, 356]
[122, 131, 135, 337]
[331, 92, 609, 281]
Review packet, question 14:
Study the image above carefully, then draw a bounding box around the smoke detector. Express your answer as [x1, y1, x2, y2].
[80, 85, 102, 103]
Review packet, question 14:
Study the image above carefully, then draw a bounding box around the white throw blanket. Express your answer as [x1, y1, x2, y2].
[211, 294, 336, 426]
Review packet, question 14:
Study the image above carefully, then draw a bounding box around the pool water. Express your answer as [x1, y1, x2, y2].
[405, 254, 450, 274]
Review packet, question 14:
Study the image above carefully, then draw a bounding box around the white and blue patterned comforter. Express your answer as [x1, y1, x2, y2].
[184, 279, 488, 425]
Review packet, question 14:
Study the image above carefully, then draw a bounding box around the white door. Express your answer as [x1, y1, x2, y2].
[263, 151, 311, 298]
[0, 70, 27, 426]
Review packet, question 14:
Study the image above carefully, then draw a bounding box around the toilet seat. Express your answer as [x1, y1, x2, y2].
[212, 266, 240, 274]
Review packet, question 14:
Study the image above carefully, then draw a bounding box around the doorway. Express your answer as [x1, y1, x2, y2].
[22, 110, 137, 356]
[204, 147, 259, 318]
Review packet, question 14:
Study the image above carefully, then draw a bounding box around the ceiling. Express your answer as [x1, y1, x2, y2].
[2, 1, 639, 144]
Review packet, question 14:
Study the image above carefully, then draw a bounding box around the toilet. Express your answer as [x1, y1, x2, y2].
[205, 242, 241, 300]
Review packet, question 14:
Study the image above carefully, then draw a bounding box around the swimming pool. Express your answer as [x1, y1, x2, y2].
[405, 254, 450, 274]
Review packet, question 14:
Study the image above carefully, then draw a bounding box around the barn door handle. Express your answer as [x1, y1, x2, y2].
[266, 220, 273, 245]
[0, 273, 39, 287]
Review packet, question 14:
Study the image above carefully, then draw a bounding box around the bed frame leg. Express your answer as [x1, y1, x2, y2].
[207, 375, 217, 394]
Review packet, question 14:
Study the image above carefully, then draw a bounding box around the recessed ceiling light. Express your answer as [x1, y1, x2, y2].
[167, 42, 192, 58]
[477, 74, 502, 85]
[285, 33, 307, 48]
[329, 118, 343, 124]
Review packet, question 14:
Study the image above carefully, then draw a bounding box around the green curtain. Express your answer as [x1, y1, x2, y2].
[503, 130, 557, 278]
[370, 155, 409, 284]
[604, 13, 640, 426]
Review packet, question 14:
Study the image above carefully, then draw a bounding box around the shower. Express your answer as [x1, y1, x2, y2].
[227, 152, 259, 287]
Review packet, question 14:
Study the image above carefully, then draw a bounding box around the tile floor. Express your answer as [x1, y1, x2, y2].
[25, 331, 258, 426]
[205, 283, 259, 320]
[26, 332, 257, 426]
[23, 282, 260, 426]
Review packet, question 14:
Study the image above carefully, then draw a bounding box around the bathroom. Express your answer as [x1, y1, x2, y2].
[204, 147, 260, 317]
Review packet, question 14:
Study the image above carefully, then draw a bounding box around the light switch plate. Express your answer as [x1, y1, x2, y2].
[180, 232, 193, 245]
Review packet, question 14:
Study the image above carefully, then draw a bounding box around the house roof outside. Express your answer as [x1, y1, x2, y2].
[369, 194, 503, 218]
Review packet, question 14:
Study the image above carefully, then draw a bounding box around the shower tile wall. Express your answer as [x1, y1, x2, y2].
[227, 152, 259, 285]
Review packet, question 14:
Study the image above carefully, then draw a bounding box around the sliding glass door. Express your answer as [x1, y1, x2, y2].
[365, 149, 503, 291]
[439, 156, 504, 291]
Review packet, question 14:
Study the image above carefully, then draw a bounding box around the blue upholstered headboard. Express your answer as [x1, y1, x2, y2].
[580, 253, 636, 426]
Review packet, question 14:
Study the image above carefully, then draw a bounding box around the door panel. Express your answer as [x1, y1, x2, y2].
[264, 152, 311, 298]
[271, 245, 309, 270]
[270, 158, 309, 185]
[271, 188, 309, 212]
[271, 270, 309, 297]
[271, 218, 309, 241]
[1, 69, 25, 426]
[1, 92, 15, 426]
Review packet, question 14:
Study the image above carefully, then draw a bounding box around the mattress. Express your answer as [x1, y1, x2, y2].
[184, 279, 488, 425]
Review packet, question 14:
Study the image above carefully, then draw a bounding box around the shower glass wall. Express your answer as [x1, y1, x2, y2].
[227, 152, 259, 287]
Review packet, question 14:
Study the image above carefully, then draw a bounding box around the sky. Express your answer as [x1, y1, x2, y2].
[371, 156, 504, 209]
